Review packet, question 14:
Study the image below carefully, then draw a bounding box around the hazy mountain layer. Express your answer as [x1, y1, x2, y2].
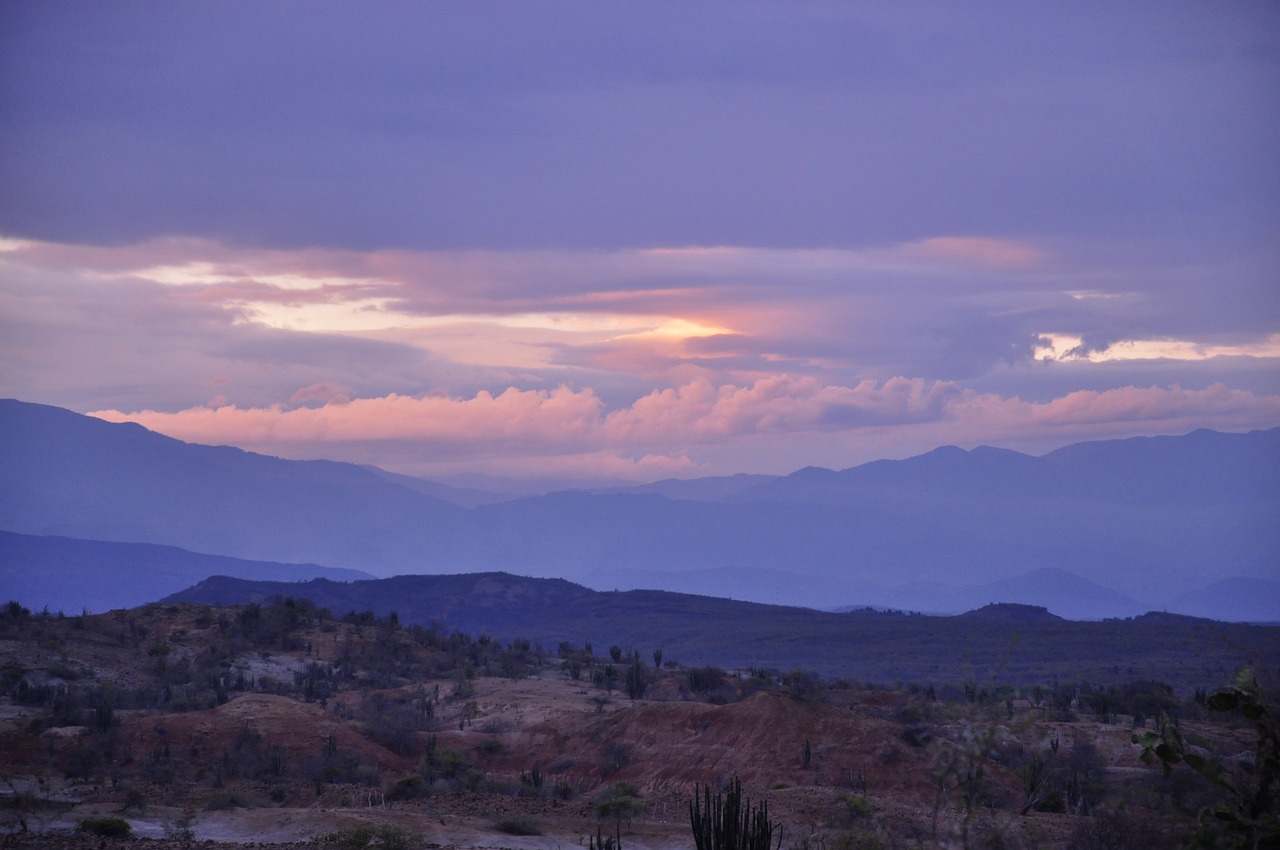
[1, 399, 1276, 620]
[0, 530, 371, 614]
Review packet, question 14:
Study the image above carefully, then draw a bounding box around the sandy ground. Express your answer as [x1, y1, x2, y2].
[10, 802, 696, 849]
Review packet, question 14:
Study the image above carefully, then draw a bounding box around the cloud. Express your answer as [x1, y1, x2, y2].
[1, 4, 1275, 486]
[2, 4, 1275, 254]
[883, 237, 1047, 271]
[290, 382, 353, 406]
[3, 233, 1277, 438]
[88, 378, 1280, 479]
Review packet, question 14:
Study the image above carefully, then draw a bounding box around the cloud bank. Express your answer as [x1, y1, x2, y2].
[87, 379, 1280, 479]
[1, 3, 1276, 479]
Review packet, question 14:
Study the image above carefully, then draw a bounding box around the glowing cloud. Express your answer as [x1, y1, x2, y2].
[88, 379, 1280, 478]
[1037, 333, 1280, 363]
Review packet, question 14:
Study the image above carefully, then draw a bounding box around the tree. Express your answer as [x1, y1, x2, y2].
[597, 781, 642, 844]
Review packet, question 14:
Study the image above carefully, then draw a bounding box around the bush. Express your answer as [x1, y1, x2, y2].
[1066, 806, 1168, 850]
[386, 774, 429, 801]
[205, 789, 253, 810]
[78, 815, 132, 837]
[900, 724, 931, 747]
[494, 817, 542, 836]
[840, 793, 873, 822]
[320, 825, 415, 850]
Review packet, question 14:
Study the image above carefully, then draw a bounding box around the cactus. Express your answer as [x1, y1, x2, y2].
[689, 777, 780, 850]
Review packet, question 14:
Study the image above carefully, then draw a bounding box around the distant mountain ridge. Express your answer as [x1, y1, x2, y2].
[0, 530, 371, 614]
[0, 398, 463, 571]
[1, 398, 1276, 621]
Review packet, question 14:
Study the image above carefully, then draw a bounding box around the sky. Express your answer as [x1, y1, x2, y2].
[1, 1, 1278, 483]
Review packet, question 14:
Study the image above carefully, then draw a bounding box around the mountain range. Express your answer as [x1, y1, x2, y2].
[1, 398, 1277, 620]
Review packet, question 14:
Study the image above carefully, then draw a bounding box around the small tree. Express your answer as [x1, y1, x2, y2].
[597, 781, 642, 846]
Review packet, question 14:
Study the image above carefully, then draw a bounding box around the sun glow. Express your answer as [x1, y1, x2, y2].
[615, 317, 735, 341]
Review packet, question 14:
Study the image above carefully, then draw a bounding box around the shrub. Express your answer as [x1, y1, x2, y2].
[1134, 668, 1279, 849]
[78, 815, 132, 837]
[320, 825, 415, 850]
[494, 817, 542, 836]
[205, 789, 252, 810]
[1066, 806, 1168, 850]
[597, 781, 642, 826]
[900, 724, 931, 747]
[163, 808, 197, 842]
[840, 793, 873, 822]
[600, 742, 633, 777]
[386, 774, 429, 801]
[687, 666, 727, 695]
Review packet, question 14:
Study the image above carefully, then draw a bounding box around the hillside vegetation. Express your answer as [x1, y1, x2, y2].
[1, 597, 1273, 849]
[166, 572, 1280, 691]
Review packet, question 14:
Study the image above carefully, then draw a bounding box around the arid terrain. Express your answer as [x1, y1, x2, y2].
[0, 598, 1269, 849]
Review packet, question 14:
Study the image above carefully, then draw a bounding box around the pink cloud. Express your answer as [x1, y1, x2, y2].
[87, 379, 1280, 478]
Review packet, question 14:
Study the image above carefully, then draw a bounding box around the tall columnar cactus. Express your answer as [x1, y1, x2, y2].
[689, 777, 780, 850]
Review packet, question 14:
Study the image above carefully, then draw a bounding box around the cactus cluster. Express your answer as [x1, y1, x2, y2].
[689, 777, 780, 850]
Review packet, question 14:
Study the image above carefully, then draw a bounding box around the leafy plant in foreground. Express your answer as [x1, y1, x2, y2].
[1134, 668, 1278, 849]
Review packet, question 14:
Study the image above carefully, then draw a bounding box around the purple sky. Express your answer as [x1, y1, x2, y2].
[1, 2, 1277, 481]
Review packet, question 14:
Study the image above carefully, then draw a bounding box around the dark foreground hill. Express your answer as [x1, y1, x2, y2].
[165, 571, 1280, 690]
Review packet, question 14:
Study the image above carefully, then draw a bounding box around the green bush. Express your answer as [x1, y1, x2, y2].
[78, 815, 132, 837]
[385, 774, 429, 801]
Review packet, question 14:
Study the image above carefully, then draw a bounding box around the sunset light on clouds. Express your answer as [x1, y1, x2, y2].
[1, 2, 1277, 482]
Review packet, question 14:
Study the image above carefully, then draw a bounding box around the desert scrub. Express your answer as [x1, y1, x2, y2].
[204, 789, 255, 809]
[78, 815, 132, 837]
[319, 825, 416, 850]
[493, 817, 542, 835]
[385, 773, 429, 801]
